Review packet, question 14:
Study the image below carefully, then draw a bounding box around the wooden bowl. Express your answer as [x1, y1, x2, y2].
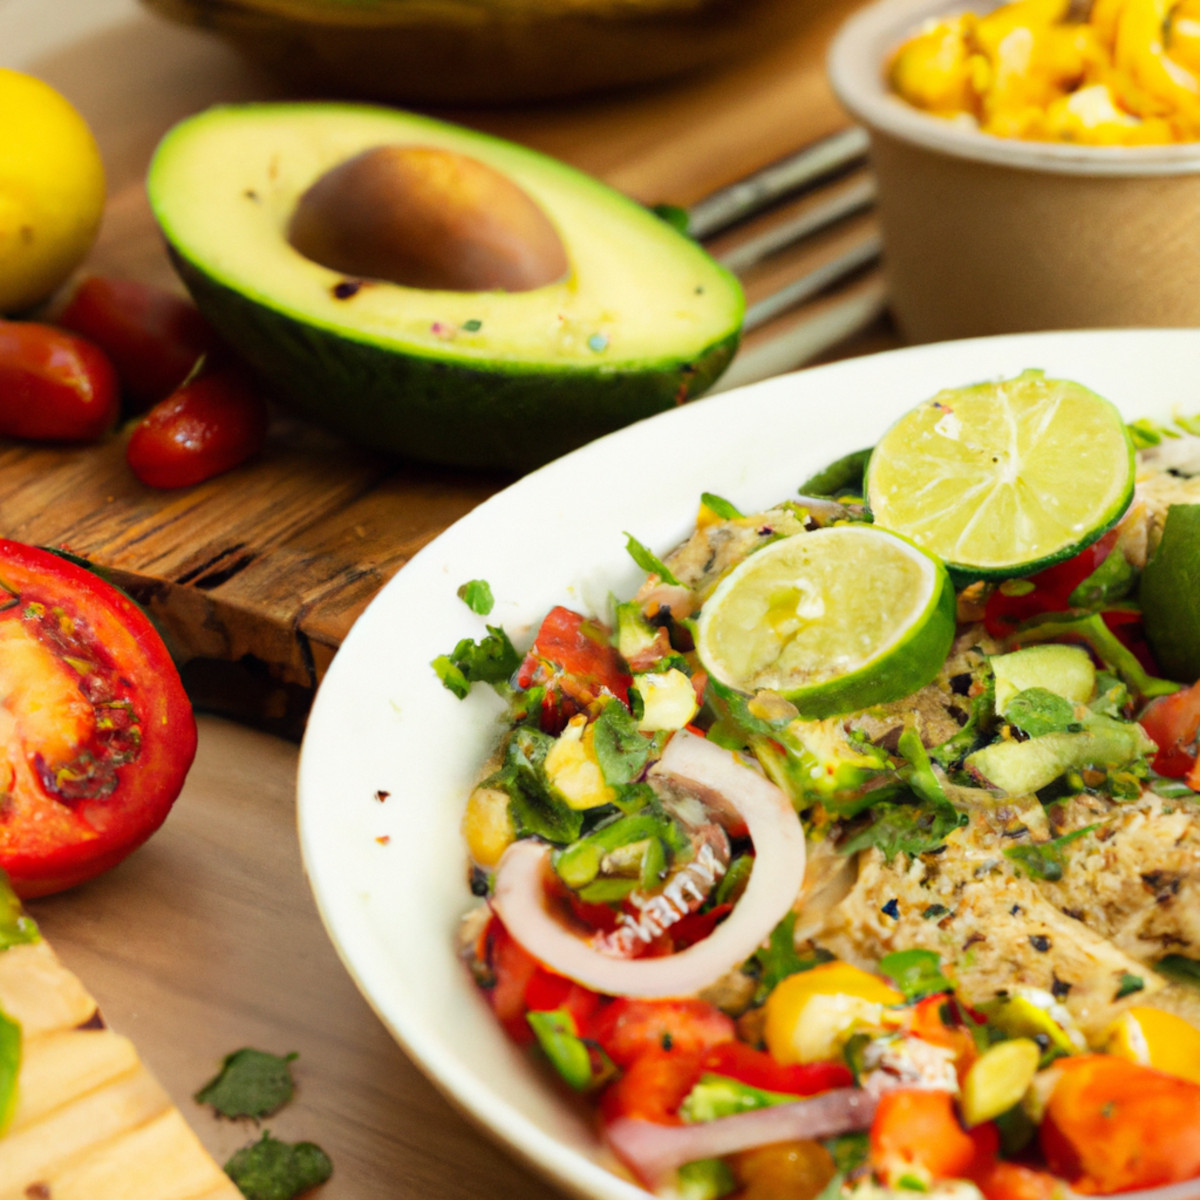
[827, 0, 1200, 343]
[139, 0, 812, 105]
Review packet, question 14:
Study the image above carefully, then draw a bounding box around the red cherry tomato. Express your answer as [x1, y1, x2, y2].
[700, 1039, 853, 1095]
[0, 540, 197, 896]
[589, 997, 735, 1068]
[57, 276, 218, 411]
[126, 363, 269, 489]
[1138, 678, 1200, 778]
[0, 320, 118, 442]
[869, 1088, 997, 1185]
[1041, 1055, 1200, 1193]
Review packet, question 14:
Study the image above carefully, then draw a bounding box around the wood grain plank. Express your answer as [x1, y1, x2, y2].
[4, 0, 898, 734]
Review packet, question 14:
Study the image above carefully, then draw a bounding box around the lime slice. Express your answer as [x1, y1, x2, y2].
[1140, 503, 1200, 682]
[866, 370, 1135, 580]
[694, 525, 956, 718]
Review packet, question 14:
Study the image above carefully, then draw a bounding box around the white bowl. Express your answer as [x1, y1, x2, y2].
[828, 0, 1200, 341]
[297, 328, 1200, 1200]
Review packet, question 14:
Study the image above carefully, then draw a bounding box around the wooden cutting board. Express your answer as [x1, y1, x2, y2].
[4, 0, 896, 736]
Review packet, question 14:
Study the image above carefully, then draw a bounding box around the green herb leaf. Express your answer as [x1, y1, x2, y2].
[699, 492, 743, 520]
[1115, 972, 1145, 999]
[879, 948, 951, 1002]
[494, 727, 585, 844]
[456, 579, 494, 615]
[1003, 824, 1098, 882]
[1004, 687, 1081, 738]
[591, 699, 660, 785]
[431, 625, 520, 699]
[749, 912, 832, 1004]
[824, 1132, 870, 1175]
[224, 1131, 333, 1200]
[624, 533, 682, 587]
[1157, 955, 1200, 987]
[194, 1048, 298, 1120]
[896, 727, 951, 807]
[840, 798, 965, 862]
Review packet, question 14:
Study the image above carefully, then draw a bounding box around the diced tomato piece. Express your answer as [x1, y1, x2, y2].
[1139, 679, 1200, 778]
[599, 1049, 704, 1125]
[483, 916, 599, 1044]
[975, 1160, 1060, 1200]
[984, 530, 1120, 638]
[1040, 1054, 1200, 1193]
[701, 1040, 853, 1095]
[870, 1088, 995, 1184]
[589, 997, 735, 1069]
[515, 606, 631, 732]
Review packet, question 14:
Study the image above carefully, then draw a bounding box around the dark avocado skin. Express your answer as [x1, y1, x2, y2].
[173, 251, 741, 473]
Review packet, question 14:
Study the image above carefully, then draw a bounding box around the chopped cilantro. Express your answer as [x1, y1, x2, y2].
[591, 699, 662, 785]
[839, 797, 965, 862]
[194, 1048, 298, 1120]
[224, 1131, 333, 1200]
[491, 727, 584, 844]
[1115, 972, 1145, 999]
[699, 492, 743, 520]
[431, 625, 520, 699]
[749, 912, 832, 1004]
[623, 532, 682, 586]
[456, 579, 494, 615]
[880, 948, 951, 1002]
[1003, 824, 1098, 882]
[824, 1131, 869, 1175]
[1004, 688, 1081, 737]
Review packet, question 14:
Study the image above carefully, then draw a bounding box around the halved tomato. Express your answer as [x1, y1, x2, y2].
[0, 540, 196, 896]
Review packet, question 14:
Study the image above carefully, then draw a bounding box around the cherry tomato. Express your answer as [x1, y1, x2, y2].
[0, 540, 196, 896]
[599, 1049, 703, 1124]
[0, 319, 118, 442]
[974, 1160, 1060, 1200]
[1040, 1054, 1200, 1193]
[700, 1040, 853, 1095]
[869, 1088, 997, 1185]
[516, 606, 631, 733]
[57, 276, 218, 411]
[1138, 679, 1200, 778]
[483, 917, 598, 1045]
[589, 997, 735, 1068]
[126, 362, 269, 489]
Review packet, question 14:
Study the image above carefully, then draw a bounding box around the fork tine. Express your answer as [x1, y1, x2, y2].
[716, 175, 878, 275]
[686, 126, 870, 241]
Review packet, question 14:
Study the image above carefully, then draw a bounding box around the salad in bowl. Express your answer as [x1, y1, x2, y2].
[439, 368, 1200, 1200]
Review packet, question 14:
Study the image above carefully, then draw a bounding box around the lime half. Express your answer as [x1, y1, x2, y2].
[866, 370, 1135, 580]
[694, 525, 956, 718]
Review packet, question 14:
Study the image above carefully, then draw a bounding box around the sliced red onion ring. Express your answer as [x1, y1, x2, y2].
[491, 729, 806, 998]
[606, 1087, 877, 1189]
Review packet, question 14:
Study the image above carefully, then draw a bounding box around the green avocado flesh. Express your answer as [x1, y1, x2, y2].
[146, 103, 744, 471]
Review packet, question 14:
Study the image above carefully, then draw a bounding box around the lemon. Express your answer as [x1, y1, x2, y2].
[1105, 1006, 1200, 1085]
[1139, 504, 1200, 683]
[694, 524, 956, 719]
[866, 370, 1135, 581]
[0, 69, 106, 314]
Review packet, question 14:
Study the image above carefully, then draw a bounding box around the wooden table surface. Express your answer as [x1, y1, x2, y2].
[5, 2, 899, 1197]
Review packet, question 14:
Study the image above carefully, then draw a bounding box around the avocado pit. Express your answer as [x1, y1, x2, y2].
[286, 144, 570, 293]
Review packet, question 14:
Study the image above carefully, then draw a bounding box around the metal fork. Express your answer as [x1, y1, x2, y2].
[686, 126, 886, 392]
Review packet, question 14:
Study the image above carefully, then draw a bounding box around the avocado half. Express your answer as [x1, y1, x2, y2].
[146, 103, 744, 472]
